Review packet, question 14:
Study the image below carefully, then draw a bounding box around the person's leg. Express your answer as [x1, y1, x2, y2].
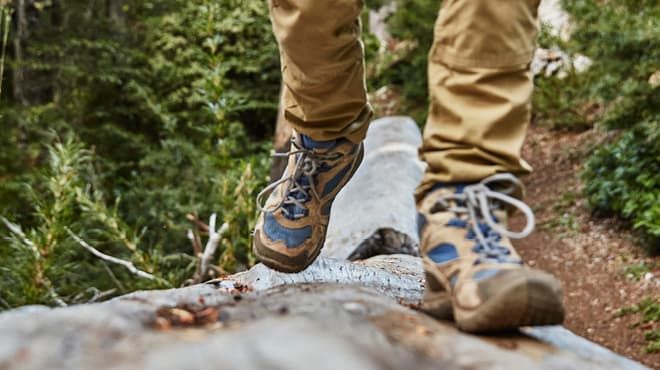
[419, 0, 539, 202]
[417, 0, 565, 332]
[254, 0, 371, 273]
[417, 0, 538, 196]
[270, 0, 373, 144]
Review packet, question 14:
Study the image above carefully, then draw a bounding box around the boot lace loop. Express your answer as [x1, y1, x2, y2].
[256, 140, 341, 220]
[431, 173, 535, 264]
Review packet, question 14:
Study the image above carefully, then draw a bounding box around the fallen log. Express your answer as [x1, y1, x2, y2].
[0, 117, 649, 370]
[323, 116, 423, 260]
[0, 283, 647, 370]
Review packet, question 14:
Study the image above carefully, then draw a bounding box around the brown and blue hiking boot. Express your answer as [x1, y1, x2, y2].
[418, 173, 565, 333]
[253, 132, 364, 273]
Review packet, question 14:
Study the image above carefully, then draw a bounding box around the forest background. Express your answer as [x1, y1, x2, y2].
[0, 0, 657, 310]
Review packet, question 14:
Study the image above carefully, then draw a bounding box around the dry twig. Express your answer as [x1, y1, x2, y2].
[186, 214, 210, 233]
[198, 214, 229, 281]
[66, 228, 157, 281]
[186, 229, 203, 256]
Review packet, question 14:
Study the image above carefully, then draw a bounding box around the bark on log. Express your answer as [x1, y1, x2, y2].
[0, 116, 649, 370]
[0, 283, 647, 370]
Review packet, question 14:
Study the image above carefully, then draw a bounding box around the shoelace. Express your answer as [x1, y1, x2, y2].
[431, 173, 535, 264]
[256, 140, 341, 220]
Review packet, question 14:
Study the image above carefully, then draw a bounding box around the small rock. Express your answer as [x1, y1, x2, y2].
[644, 272, 654, 282]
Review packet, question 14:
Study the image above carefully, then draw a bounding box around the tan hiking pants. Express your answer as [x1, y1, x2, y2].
[269, 0, 540, 194]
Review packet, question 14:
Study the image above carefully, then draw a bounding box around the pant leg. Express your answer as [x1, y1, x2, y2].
[417, 0, 540, 198]
[269, 0, 373, 143]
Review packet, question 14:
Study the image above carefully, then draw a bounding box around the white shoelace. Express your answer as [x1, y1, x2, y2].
[256, 141, 340, 220]
[431, 173, 535, 263]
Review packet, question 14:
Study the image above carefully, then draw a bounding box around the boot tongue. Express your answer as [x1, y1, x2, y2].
[300, 134, 338, 151]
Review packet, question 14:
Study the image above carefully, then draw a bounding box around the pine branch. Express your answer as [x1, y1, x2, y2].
[1, 217, 39, 260]
[100, 261, 126, 292]
[2, 217, 67, 307]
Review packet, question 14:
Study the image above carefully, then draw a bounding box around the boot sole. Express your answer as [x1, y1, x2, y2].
[422, 290, 454, 320]
[253, 144, 365, 274]
[455, 269, 565, 333]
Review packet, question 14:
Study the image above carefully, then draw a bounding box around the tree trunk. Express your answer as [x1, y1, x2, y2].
[108, 0, 126, 27]
[11, 0, 26, 105]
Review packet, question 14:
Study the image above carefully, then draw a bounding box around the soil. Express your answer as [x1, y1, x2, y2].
[512, 125, 660, 369]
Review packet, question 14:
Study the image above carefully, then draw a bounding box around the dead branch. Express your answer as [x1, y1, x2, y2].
[197, 214, 229, 282]
[66, 228, 156, 281]
[186, 229, 203, 256]
[73, 287, 117, 304]
[186, 214, 210, 233]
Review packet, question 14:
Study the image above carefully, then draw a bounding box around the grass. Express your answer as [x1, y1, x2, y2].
[623, 262, 659, 282]
[541, 190, 581, 237]
[616, 297, 660, 353]
[646, 331, 660, 353]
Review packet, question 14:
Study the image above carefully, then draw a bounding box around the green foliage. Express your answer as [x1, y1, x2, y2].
[541, 190, 581, 237]
[532, 13, 598, 130]
[0, 4, 10, 99]
[646, 331, 660, 354]
[366, 0, 441, 124]
[532, 67, 595, 129]
[583, 128, 660, 252]
[563, 0, 659, 110]
[0, 0, 279, 307]
[617, 297, 660, 353]
[534, 0, 660, 250]
[623, 262, 659, 282]
[0, 138, 171, 307]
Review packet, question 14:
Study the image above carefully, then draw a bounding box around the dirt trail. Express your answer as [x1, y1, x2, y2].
[512, 125, 660, 369]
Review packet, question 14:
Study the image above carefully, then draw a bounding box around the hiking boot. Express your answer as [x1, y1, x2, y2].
[253, 132, 364, 273]
[417, 173, 564, 332]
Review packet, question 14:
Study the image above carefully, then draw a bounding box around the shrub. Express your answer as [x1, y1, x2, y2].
[560, 0, 659, 251]
[583, 126, 659, 252]
[0, 0, 279, 307]
[365, 0, 441, 124]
